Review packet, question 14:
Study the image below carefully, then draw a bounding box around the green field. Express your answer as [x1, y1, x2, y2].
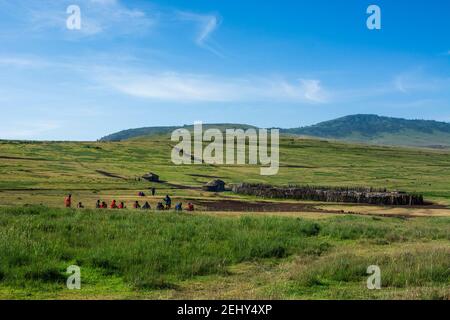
[2, 136, 450, 203]
[0, 136, 449, 299]
[0, 206, 448, 299]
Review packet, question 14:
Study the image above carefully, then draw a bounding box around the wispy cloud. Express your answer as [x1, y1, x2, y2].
[177, 11, 223, 57]
[96, 68, 328, 103]
[394, 75, 408, 93]
[2, 0, 155, 37]
[0, 56, 43, 67]
[299, 79, 327, 103]
[393, 70, 450, 93]
[3, 50, 448, 107]
[0, 50, 329, 103]
[0, 121, 61, 140]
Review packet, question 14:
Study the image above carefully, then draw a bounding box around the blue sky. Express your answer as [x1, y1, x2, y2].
[0, 0, 449, 140]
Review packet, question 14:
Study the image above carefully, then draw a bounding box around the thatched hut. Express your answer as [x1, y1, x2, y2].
[203, 179, 226, 192]
[142, 172, 160, 182]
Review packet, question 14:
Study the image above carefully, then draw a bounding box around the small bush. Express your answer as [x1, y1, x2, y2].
[23, 265, 66, 283]
[297, 220, 321, 236]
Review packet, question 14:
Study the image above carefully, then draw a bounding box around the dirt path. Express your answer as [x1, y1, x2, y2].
[164, 182, 202, 190]
[0, 155, 47, 161]
[191, 199, 450, 217]
[193, 199, 335, 213]
[95, 170, 127, 180]
[317, 204, 450, 217]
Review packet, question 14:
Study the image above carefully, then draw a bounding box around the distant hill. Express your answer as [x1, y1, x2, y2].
[282, 114, 450, 148]
[99, 123, 257, 141]
[100, 115, 450, 148]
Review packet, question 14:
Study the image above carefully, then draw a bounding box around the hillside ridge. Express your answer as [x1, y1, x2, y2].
[99, 115, 450, 148]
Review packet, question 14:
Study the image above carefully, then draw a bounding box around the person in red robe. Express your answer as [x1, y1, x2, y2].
[64, 194, 72, 208]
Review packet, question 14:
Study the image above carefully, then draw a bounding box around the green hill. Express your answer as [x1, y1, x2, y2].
[100, 123, 257, 141]
[283, 114, 450, 148]
[100, 115, 450, 148]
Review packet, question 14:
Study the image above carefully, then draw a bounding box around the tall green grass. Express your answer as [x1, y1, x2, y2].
[295, 248, 449, 288]
[0, 206, 329, 289]
[0, 206, 448, 293]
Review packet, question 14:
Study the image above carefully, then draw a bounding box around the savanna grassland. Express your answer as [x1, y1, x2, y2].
[0, 136, 449, 299]
[0, 206, 448, 299]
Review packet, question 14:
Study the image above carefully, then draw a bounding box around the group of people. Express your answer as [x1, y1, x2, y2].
[130, 194, 193, 211]
[95, 199, 126, 209]
[64, 194, 194, 211]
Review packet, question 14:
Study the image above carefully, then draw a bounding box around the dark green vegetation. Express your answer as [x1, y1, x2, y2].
[283, 114, 450, 148]
[99, 114, 450, 148]
[0, 206, 448, 299]
[99, 123, 257, 142]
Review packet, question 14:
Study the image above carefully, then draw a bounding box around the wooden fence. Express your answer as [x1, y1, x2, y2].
[231, 183, 424, 205]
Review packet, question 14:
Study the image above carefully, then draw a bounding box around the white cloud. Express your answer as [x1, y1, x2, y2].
[6, 0, 155, 37]
[96, 69, 328, 103]
[394, 75, 408, 93]
[177, 11, 222, 57]
[0, 56, 41, 67]
[0, 121, 61, 139]
[90, 0, 117, 4]
[0, 51, 329, 104]
[299, 79, 327, 103]
[393, 70, 450, 93]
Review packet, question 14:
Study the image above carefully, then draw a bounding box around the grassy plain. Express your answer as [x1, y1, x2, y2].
[0, 206, 448, 299]
[0, 136, 449, 299]
[1, 136, 450, 206]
